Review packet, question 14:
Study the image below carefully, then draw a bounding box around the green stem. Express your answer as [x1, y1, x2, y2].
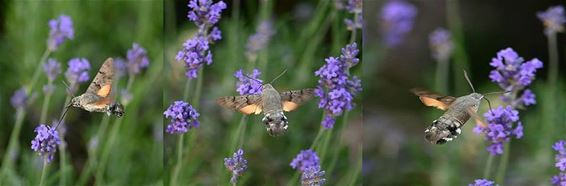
[346, 144, 362, 185]
[547, 32, 558, 86]
[0, 108, 26, 171]
[39, 86, 53, 124]
[183, 79, 192, 101]
[349, 13, 359, 44]
[28, 49, 51, 92]
[495, 142, 510, 184]
[192, 68, 204, 107]
[309, 114, 327, 150]
[327, 112, 351, 176]
[56, 96, 71, 186]
[39, 158, 48, 186]
[483, 154, 494, 179]
[171, 134, 184, 186]
[230, 115, 248, 151]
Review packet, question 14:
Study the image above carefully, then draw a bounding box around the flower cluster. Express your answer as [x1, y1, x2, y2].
[537, 5, 565, 35]
[177, 0, 226, 79]
[43, 59, 62, 94]
[473, 106, 523, 155]
[10, 87, 28, 109]
[489, 48, 543, 94]
[469, 179, 497, 186]
[380, 0, 417, 47]
[31, 124, 61, 162]
[163, 101, 200, 134]
[344, 0, 362, 31]
[126, 43, 150, 75]
[224, 149, 248, 185]
[65, 58, 90, 86]
[246, 20, 275, 59]
[234, 68, 263, 95]
[291, 149, 326, 186]
[187, 0, 227, 29]
[47, 15, 74, 51]
[429, 28, 453, 62]
[301, 166, 326, 186]
[315, 43, 361, 128]
[290, 149, 321, 172]
[552, 140, 566, 186]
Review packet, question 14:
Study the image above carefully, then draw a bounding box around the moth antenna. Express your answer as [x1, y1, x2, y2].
[484, 91, 511, 96]
[269, 69, 287, 84]
[242, 73, 263, 84]
[463, 70, 476, 93]
[61, 80, 76, 97]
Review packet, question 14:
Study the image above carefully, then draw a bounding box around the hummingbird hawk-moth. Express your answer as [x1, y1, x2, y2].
[217, 83, 314, 136]
[70, 58, 124, 117]
[412, 71, 490, 144]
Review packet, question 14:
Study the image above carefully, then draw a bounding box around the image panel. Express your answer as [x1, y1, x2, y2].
[0, 1, 164, 185]
[364, 0, 565, 185]
[163, 0, 362, 185]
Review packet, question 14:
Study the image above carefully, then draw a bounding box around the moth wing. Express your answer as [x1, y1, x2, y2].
[411, 88, 456, 111]
[280, 88, 314, 112]
[83, 97, 112, 110]
[216, 95, 262, 115]
[466, 107, 487, 127]
[86, 58, 115, 98]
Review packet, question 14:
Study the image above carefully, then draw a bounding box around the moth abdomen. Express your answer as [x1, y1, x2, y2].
[424, 116, 464, 144]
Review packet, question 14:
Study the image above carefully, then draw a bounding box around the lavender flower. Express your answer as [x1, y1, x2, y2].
[43, 58, 62, 82]
[553, 140, 566, 186]
[31, 124, 61, 162]
[164, 101, 200, 134]
[224, 149, 248, 185]
[380, 0, 417, 47]
[187, 0, 227, 28]
[126, 43, 150, 75]
[177, 0, 226, 79]
[473, 106, 522, 155]
[346, 0, 362, 14]
[120, 89, 133, 106]
[537, 6, 566, 35]
[65, 58, 90, 84]
[47, 15, 74, 51]
[469, 179, 497, 186]
[315, 43, 361, 128]
[246, 20, 275, 59]
[429, 28, 454, 62]
[301, 166, 326, 186]
[11, 87, 28, 109]
[345, 15, 363, 31]
[176, 36, 212, 79]
[234, 68, 263, 95]
[552, 173, 566, 186]
[114, 58, 128, 77]
[290, 149, 321, 172]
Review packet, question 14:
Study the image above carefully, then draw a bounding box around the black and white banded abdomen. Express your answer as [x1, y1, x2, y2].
[424, 116, 464, 144]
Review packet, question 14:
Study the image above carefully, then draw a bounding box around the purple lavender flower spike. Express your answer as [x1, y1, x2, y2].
[176, 36, 212, 79]
[315, 43, 361, 128]
[469, 179, 497, 186]
[11, 87, 28, 109]
[345, 15, 363, 31]
[346, 0, 362, 14]
[429, 28, 454, 62]
[290, 149, 321, 172]
[164, 101, 200, 134]
[234, 68, 263, 95]
[553, 140, 566, 186]
[126, 43, 150, 75]
[31, 124, 61, 162]
[224, 149, 247, 185]
[301, 166, 326, 186]
[187, 0, 227, 28]
[538, 6, 566, 35]
[246, 20, 275, 59]
[65, 58, 90, 94]
[43, 58, 62, 82]
[47, 15, 74, 51]
[474, 106, 522, 155]
[380, 0, 417, 47]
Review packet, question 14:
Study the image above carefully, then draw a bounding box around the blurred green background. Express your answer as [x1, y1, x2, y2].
[0, 0, 163, 185]
[364, 0, 565, 185]
[163, 0, 361, 185]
